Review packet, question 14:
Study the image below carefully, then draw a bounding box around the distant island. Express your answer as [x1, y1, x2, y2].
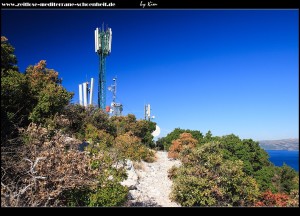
[259, 139, 299, 151]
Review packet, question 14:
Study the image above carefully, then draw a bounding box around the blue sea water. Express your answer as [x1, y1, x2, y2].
[266, 150, 299, 172]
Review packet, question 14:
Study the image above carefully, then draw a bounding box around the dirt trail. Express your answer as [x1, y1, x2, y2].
[127, 151, 181, 207]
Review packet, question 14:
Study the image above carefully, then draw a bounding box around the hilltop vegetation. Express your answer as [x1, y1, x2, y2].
[1, 36, 156, 206]
[162, 130, 299, 206]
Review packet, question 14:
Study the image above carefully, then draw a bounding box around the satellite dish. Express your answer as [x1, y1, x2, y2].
[151, 125, 161, 137]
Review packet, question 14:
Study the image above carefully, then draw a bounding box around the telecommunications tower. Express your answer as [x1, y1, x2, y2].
[95, 24, 112, 109]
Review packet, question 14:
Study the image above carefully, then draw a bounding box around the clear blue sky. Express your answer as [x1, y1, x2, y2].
[1, 10, 299, 140]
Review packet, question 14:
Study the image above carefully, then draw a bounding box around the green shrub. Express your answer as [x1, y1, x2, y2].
[63, 181, 128, 207]
[88, 181, 128, 207]
[171, 142, 260, 206]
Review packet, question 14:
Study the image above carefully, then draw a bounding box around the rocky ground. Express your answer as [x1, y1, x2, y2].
[121, 151, 181, 207]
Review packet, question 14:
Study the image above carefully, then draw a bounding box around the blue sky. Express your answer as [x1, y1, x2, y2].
[1, 10, 298, 140]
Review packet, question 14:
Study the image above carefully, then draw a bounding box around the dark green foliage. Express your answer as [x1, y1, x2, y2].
[156, 128, 203, 151]
[62, 188, 91, 207]
[254, 164, 298, 194]
[1, 38, 31, 143]
[254, 166, 277, 193]
[203, 130, 213, 143]
[216, 136, 298, 195]
[63, 181, 128, 207]
[1, 36, 18, 74]
[29, 83, 73, 123]
[88, 181, 128, 207]
[216, 135, 271, 176]
[1, 70, 31, 142]
[279, 164, 299, 193]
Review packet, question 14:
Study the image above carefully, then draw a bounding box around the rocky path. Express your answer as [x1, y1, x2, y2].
[123, 151, 181, 207]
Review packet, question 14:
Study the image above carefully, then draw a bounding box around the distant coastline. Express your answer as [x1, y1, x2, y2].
[259, 138, 299, 151]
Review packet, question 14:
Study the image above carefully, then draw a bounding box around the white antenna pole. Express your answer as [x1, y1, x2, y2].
[83, 82, 88, 107]
[108, 28, 112, 53]
[89, 78, 94, 105]
[79, 84, 83, 106]
[148, 104, 151, 120]
[95, 28, 98, 53]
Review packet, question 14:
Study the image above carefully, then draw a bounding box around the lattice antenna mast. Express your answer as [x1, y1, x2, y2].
[112, 77, 117, 103]
[94, 24, 112, 109]
[108, 77, 123, 116]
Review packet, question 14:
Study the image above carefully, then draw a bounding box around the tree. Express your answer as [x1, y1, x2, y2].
[204, 130, 213, 143]
[29, 82, 73, 123]
[254, 166, 277, 192]
[1, 36, 29, 143]
[279, 164, 298, 194]
[1, 70, 30, 141]
[1, 36, 74, 143]
[217, 135, 271, 176]
[1, 36, 18, 75]
[25, 60, 73, 124]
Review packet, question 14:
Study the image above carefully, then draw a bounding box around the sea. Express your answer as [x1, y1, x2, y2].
[266, 150, 299, 172]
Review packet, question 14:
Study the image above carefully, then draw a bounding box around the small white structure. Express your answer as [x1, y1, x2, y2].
[151, 125, 161, 137]
[78, 77, 94, 107]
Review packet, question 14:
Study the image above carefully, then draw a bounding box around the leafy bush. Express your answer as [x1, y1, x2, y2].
[217, 135, 271, 176]
[255, 190, 293, 207]
[168, 133, 197, 159]
[170, 142, 260, 206]
[88, 181, 128, 207]
[254, 166, 277, 193]
[84, 124, 114, 150]
[25, 60, 73, 124]
[63, 178, 128, 207]
[278, 164, 299, 194]
[113, 132, 155, 162]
